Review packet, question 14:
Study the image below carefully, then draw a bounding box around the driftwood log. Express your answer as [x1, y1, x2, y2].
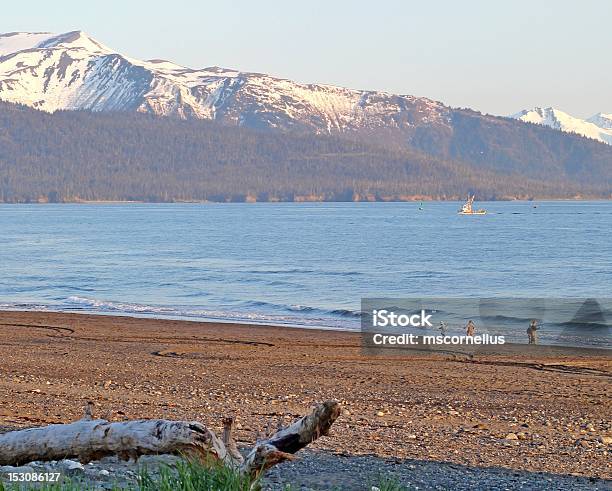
[0, 401, 341, 478]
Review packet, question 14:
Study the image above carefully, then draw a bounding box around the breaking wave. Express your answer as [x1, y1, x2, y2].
[61, 296, 362, 329]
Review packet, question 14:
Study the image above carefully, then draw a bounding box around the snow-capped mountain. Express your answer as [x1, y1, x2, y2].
[0, 30, 449, 132]
[511, 107, 612, 145]
[2, 30, 609, 150]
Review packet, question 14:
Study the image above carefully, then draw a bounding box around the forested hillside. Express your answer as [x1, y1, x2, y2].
[0, 102, 610, 202]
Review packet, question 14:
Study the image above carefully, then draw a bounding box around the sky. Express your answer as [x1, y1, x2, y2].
[3, 0, 610, 118]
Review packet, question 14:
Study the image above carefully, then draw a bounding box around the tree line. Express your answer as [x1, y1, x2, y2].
[0, 102, 610, 203]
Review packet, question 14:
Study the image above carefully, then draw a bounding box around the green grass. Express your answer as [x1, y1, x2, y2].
[0, 478, 120, 491]
[0, 481, 98, 491]
[372, 475, 408, 491]
[1, 461, 406, 490]
[138, 459, 259, 491]
[0, 459, 260, 491]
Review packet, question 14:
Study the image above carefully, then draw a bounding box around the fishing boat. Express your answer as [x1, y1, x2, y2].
[458, 195, 486, 215]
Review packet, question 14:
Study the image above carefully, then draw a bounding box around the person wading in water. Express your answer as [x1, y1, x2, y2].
[527, 319, 539, 344]
[466, 320, 476, 337]
[439, 321, 448, 335]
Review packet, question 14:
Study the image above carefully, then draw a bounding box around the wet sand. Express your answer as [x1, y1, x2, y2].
[0, 311, 610, 479]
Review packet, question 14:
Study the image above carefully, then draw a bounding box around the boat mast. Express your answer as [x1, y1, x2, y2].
[462, 195, 473, 213]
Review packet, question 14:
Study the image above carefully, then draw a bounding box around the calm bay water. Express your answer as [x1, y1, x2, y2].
[0, 202, 610, 346]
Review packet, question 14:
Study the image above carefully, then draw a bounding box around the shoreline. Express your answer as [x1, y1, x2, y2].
[0, 307, 352, 333]
[1, 308, 609, 351]
[0, 311, 610, 480]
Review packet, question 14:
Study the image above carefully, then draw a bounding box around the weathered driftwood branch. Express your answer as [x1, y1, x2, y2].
[222, 416, 244, 464]
[242, 400, 341, 477]
[0, 401, 341, 478]
[0, 418, 231, 467]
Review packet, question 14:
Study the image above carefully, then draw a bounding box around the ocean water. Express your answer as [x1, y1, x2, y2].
[0, 202, 610, 346]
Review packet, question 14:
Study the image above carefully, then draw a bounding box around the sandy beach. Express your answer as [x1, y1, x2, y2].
[0, 311, 610, 484]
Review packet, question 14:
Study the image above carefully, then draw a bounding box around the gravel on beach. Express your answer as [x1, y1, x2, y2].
[1, 451, 611, 490]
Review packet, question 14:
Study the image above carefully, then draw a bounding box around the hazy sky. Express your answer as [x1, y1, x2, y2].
[3, 0, 610, 117]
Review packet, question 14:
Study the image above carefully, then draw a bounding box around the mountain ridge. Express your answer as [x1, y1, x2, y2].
[1, 29, 610, 149]
[0, 30, 450, 132]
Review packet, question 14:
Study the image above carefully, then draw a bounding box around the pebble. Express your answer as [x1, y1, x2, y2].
[504, 433, 519, 440]
[60, 459, 85, 472]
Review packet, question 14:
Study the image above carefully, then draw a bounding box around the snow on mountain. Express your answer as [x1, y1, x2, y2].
[511, 107, 612, 145]
[0, 32, 53, 55]
[0, 31, 151, 112]
[587, 112, 612, 130]
[2, 30, 608, 146]
[0, 30, 449, 132]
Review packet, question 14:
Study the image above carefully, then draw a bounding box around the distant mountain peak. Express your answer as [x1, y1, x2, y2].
[587, 112, 612, 130]
[35, 30, 112, 52]
[511, 107, 612, 145]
